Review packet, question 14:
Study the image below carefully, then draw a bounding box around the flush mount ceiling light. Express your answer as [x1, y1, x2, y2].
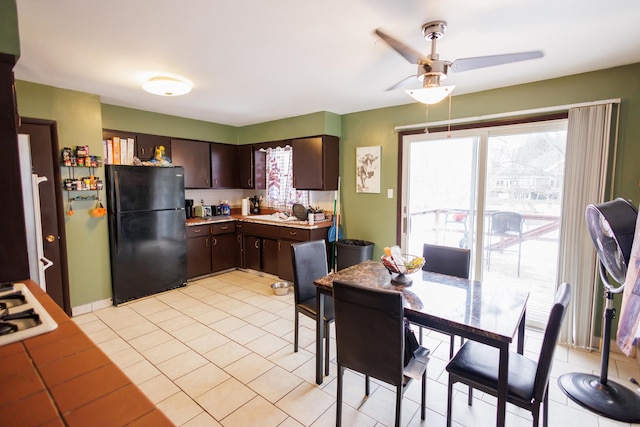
[142, 76, 192, 96]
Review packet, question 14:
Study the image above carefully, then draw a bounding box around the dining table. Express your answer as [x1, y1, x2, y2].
[313, 260, 529, 427]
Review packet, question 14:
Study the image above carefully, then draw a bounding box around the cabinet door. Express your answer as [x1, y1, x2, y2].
[237, 145, 254, 189]
[234, 232, 244, 268]
[137, 134, 171, 161]
[171, 139, 211, 188]
[187, 236, 211, 279]
[262, 238, 279, 276]
[292, 136, 339, 190]
[211, 233, 235, 272]
[277, 240, 295, 282]
[210, 143, 237, 188]
[245, 236, 261, 271]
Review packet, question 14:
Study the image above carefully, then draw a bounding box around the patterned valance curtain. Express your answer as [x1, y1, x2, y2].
[265, 146, 309, 210]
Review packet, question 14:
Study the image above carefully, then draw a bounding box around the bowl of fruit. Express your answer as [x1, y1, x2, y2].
[381, 246, 425, 286]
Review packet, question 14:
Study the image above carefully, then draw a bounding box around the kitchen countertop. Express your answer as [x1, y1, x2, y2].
[186, 214, 333, 230]
[0, 280, 173, 427]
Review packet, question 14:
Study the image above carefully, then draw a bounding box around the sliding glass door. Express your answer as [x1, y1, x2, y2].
[402, 120, 567, 327]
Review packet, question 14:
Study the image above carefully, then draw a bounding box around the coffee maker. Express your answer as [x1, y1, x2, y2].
[185, 199, 194, 219]
[249, 195, 261, 214]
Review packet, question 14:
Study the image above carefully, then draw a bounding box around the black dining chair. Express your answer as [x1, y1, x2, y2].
[333, 280, 430, 427]
[290, 239, 334, 376]
[486, 211, 525, 277]
[422, 243, 471, 355]
[445, 282, 571, 427]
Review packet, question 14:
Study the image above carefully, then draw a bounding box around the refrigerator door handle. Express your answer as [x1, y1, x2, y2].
[114, 171, 121, 253]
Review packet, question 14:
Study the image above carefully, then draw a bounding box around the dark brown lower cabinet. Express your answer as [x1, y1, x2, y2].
[244, 235, 261, 271]
[277, 240, 296, 282]
[187, 222, 236, 279]
[211, 223, 235, 273]
[262, 238, 279, 276]
[187, 235, 211, 279]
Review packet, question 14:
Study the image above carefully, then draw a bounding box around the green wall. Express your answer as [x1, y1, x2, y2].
[0, 0, 20, 57]
[14, 64, 640, 339]
[101, 104, 238, 144]
[15, 81, 110, 306]
[238, 111, 341, 144]
[339, 63, 640, 257]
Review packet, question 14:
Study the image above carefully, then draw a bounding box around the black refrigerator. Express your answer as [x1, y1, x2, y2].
[106, 165, 187, 305]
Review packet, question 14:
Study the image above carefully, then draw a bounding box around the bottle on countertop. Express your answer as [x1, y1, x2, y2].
[220, 200, 230, 216]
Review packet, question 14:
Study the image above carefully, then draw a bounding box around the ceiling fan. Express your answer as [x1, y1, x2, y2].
[375, 20, 544, 104]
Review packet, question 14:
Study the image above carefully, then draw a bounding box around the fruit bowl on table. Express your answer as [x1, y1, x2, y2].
[381, 254, 425, 286]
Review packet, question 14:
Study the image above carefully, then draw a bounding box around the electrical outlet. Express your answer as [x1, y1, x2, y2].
[387, 189, 393, 199]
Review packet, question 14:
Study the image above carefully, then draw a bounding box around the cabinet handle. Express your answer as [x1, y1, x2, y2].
[206, 237, 209, 247]
[141, 148, 145, 155]
[247, 178, 252, 186]
[220, 225, 228, 230]
[289, 231, 297, 236]
[193, 228, 201, 233]
[213, 237, 217, 246]
[237, 235, 241, 243]
[254, 240, 260, 249]
[278, 241, 281, 251]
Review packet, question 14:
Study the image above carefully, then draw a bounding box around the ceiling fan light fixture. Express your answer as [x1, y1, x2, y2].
[406, 85, 455, 104]
[142, 76, 192, 96]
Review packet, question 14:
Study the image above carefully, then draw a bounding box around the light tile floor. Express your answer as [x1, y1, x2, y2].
[73, 270, 640, 426]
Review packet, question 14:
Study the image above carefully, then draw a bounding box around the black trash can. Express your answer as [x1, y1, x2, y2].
[336, 239, 374, 271]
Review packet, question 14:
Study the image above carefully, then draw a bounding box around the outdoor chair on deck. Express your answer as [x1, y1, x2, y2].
[333, 280, 430, 427]
[486, 211, 525, 277]
[445, 282, 571, 427]
[291, 240, 333, 376]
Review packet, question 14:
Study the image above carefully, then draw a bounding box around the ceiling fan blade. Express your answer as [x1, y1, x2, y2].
[385, 75, 420, 91]
[374, 29, 428, 65]
[450, 50, 543, 73]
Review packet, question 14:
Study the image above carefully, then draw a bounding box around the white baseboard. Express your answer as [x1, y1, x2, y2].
[71, 298, 113, 317]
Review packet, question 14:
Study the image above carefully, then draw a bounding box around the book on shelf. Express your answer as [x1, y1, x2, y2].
[112, 136, 121, 164]
[127, 138, 135, 165]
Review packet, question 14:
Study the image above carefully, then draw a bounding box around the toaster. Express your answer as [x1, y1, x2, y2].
[194, 205, 213, 217]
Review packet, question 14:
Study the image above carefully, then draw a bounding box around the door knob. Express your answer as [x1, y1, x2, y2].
[46, 234, 56, 243]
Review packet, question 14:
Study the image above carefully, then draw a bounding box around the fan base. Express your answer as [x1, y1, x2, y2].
[422, 21, 447, 40]
[558, 372, 640, 423]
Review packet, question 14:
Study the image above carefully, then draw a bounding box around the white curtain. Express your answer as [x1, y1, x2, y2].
[265, 146, 309, 210]
[557, 104, 614, 349]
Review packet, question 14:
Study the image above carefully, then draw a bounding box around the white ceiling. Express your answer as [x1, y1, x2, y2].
[14, 0, 640, 127]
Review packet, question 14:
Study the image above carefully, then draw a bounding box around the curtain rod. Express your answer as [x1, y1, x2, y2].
[394, 98, 622, 132]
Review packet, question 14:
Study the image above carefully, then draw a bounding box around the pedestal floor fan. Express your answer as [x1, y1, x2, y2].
[558, 198, 640, 423]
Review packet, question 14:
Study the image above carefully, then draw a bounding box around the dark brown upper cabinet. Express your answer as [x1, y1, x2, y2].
[237, 145, 254, 189]
[210, 143, 236, 188]
[136, 134, 171, 161]
[171, 138, 211, 188]
[292, 135, 339, 190]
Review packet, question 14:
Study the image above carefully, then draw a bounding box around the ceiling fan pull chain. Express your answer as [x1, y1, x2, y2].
[424, 105, 429, 134]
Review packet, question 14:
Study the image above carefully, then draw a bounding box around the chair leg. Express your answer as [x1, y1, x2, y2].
[449, 336, 455, 358]
[517, 235, 522, 277]
[324, 320, 330, 376]
[365, 375, 370, 396]
[336, 364, 344, 427]
[395, 385, 402, 427]
[419, 326, 423, 345]
[446, 375, 454, 427]
[542, 385, 549, 427]
[294, 311, 299, 352]
[421, 370, 426, 420]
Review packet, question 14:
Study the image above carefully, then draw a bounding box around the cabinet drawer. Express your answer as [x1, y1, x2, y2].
[211, 222, 235, 235]
[280, 227, 310, 242]
[242, 222, 280, 238]
[186, 225, 210, 238]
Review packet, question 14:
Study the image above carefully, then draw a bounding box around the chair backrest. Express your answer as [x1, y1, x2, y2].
[422, 243, 471, 279]
[490, 211, 524, 234]
[532, 282, 571, 401]
[290, 240, 328, 304]
[332, 280, 405, 386]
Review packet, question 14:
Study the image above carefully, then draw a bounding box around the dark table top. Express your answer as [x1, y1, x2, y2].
[314, 260, 529, 344]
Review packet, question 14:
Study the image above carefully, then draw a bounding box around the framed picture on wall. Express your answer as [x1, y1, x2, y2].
[356, 146, 381, 193]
